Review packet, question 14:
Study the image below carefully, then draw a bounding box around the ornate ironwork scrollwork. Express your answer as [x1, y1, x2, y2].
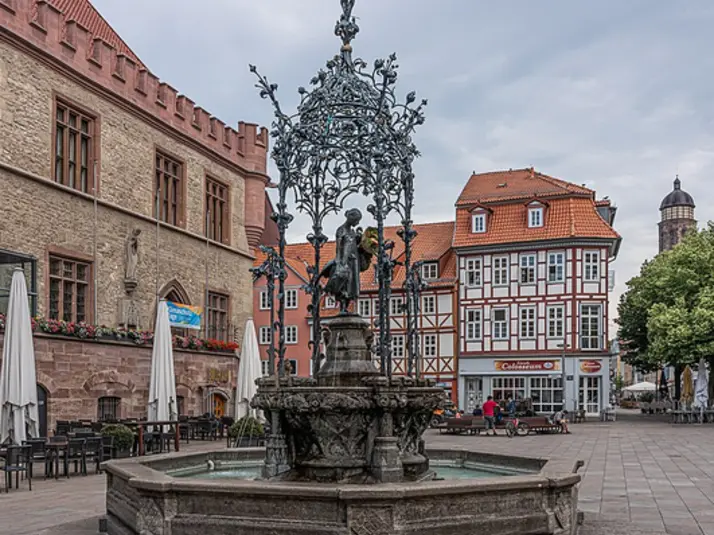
[251, 0, 427, 380]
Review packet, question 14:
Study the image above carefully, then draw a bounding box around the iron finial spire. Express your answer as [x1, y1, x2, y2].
[335, 0, 359, 62]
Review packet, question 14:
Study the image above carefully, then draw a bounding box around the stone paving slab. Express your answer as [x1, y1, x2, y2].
[2, 411, 713, 535]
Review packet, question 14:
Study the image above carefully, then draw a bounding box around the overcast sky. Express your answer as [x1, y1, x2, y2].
[93, 0, 714, 335]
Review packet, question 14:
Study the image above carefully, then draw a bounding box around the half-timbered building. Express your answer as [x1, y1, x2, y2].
[453, 169, 620, 415]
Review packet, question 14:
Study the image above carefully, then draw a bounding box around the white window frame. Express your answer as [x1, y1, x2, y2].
[422, 295, 436, 314]
[285, 289, 298, 309]
[358, 298, 371, 317]
[580, 304, 601, 350]
[259, 326, 272, 345]
[465, 309, 482, 341]
[391, 335, 405, 358]
[472, 213, 486, 233]
[548, 252, 565, 283]
[519, 254, 536, 285]
[547, 305, 565, 339]
[492, 255, 509, 286]
[423, 334, 437, 357]
[465, 258, 482, 287]
[492, 308, 509, 340]
[259, 291, 270, 310]
[528, 207, 544, 228]
[325, 295, 336, 308]
[261, 360, 272, 376]
[390, 296, 404, 315]
[421, 263, 439, 280]
[519, 307, 536, 339]
[285, 325, 298, 345]
[583, 251, 600, 282]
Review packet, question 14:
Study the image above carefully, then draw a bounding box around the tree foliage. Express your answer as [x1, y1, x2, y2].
[618, 224, 714, 371]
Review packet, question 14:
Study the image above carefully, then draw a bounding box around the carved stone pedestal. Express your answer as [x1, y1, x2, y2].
[371, 436, 403, 482]
[252, 313, 445, 484]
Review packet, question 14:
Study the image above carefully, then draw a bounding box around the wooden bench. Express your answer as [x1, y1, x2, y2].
[438, 416, 482, 435]
[519, 416, 562, 434]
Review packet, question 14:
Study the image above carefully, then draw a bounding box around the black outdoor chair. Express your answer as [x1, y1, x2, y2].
[3, 445, 32, 492]
[55, 421, 70, 436]
[100, 436, 114, 466]
[84, 437, 103, 474]
[63, 438, 86, 477]
[22, 439, 50, 478]
[91, 422, 104, 433]
[74, 431, 96, 440]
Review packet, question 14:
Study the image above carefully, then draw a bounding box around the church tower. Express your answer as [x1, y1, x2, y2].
[659, 176, 696, 252]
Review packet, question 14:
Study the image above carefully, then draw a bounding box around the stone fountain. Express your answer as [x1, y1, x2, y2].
[103, 2, 582, 533]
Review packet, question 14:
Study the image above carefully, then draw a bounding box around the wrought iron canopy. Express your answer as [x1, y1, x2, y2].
[251, 0, 427, 379]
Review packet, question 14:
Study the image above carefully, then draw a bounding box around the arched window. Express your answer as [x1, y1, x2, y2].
[98, 396, 121, 422]
[158, 280, 191, 337]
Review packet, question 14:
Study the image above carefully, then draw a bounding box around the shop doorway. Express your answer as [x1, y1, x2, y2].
[464, 377, 483, 413]
[37, 384, 48, 437]
[579, 376, 600, 414]
[212, 393, 226, 418]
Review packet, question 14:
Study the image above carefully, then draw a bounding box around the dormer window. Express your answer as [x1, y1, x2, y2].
[472, 213, 486, 233]
[421, 263, 438, 280]
[528, 207, 544, 228]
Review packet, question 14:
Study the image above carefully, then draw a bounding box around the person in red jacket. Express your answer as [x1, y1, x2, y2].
[482, 396, 499, 436]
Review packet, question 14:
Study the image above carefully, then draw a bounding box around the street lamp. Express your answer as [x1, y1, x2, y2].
[557, 341, 568, 411]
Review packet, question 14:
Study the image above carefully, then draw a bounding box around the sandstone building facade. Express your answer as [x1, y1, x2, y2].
[0, 0, 269, 430]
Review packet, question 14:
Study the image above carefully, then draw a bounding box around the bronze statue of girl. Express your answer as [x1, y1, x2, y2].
[320, 208, 375, 314]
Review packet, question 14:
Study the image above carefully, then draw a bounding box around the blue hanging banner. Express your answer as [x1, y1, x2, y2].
[166, 301, 202, 330]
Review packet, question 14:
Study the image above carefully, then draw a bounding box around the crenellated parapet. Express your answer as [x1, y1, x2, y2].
[0, 0, 269, 175]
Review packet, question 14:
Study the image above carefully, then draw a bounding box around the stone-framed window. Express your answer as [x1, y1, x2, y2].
[154, 149, 185, 227]
[205, 175, 230, 245]
[0, 250, 37, 316]
[53, 97, 98, 193]
[48, 253, 92, 323]
[97, 396, 120, 422]
[206, 291, 230, 342]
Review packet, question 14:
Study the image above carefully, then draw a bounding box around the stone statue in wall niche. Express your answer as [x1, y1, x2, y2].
[124, 229, 141, 294]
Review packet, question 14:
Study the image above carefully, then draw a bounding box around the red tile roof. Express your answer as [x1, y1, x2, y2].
[254, 221, 457, 291]
[456, 168, 593, 207]
[48, 0, 145, 68]
[452, 169, 619, 248]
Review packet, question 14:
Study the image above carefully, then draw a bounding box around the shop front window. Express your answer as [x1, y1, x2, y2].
[491, 377, 525, 403]
[529, 376, 563, 414]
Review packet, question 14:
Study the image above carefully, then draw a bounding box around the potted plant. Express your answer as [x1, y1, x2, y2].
[101, 423, 135, 459]
[228, 416, 265, 448]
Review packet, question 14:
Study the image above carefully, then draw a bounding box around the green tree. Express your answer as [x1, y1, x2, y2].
[617, 224, 714, 398]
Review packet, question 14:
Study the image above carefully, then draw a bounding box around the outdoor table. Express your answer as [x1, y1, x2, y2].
[46, 441, 69, 479]
[135, 421, 180, 456]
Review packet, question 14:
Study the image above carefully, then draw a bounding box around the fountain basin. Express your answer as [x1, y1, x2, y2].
[104, 448, 581, 535]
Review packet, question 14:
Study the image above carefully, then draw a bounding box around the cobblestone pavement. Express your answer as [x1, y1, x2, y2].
[2, 412, 713, 535]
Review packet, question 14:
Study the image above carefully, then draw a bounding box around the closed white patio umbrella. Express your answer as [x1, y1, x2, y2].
[235, 319, 261, 420]
[695, 357, 709, 409]
[0, 268, 39, 444]
[148, 301, 177, 433]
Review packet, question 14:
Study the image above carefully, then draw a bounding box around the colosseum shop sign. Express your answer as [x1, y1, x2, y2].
[494, 360, 561, 372]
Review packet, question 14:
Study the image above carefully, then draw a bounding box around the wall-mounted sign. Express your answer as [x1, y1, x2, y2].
[207, 368, 230, 384]
[580, 360, 602, 374]
[494, 360, 560, 372]
[167, 301, 202, 330]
